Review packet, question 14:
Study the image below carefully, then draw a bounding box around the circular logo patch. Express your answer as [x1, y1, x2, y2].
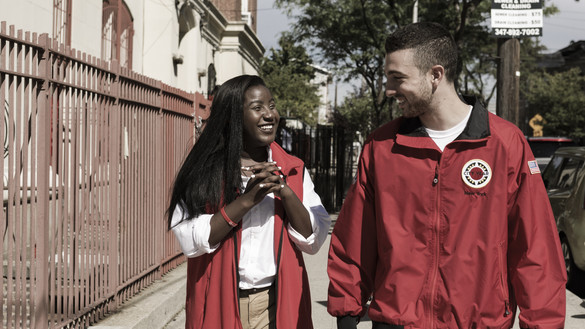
[461, 159, 492, 189]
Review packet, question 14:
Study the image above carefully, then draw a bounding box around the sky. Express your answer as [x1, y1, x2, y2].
[256, 0, 585, 102]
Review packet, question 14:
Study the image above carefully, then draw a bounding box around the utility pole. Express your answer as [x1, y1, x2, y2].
[496, 38, 520, 126]
[491, 0, 543, 128]
[413, 0, 418, 23]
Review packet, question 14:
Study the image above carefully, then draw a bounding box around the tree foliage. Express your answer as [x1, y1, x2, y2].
[275, 0, 562, 137]
[260, 33, 321, 126]
[275, 0, 400, 131]
[334, 88, 382, 142]
[275, 0, 498, 132]
[523, 68, 585, 140]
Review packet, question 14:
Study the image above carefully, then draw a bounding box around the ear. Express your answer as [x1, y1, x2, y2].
[430, 65, 445, 87]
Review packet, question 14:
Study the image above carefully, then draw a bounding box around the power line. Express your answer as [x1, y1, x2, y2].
[546, 16, 585, 22]
[554, 10, 585, 15]
[545, 22, 585, 32]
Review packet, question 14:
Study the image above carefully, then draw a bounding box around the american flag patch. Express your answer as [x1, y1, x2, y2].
[528, 160, 540, 174]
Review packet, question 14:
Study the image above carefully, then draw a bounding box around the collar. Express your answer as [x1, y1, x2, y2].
[396, 96, 490, 149]
[456, 96, 490, 141]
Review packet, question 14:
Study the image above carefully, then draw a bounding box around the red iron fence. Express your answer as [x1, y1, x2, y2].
[1, 22, 202, 329]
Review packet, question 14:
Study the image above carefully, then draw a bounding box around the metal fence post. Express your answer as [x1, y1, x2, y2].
[335, 125, 346, 210]
[155, 81, 163, 280]
[1, 22, 192, 327]
[109, 59, 120, 308]
[34, 32, 51, 329]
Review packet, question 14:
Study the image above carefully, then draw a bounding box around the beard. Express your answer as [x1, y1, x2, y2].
[401, 80, 433, 118]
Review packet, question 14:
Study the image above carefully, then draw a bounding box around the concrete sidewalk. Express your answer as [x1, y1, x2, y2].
[89, 262, 187, 329]
[91, 223, 585, 329]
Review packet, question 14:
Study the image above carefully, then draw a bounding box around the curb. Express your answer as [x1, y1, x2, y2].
[89, 262, 187, 329]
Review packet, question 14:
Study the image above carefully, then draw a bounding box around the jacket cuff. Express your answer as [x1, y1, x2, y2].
[337, 315, 359, 329]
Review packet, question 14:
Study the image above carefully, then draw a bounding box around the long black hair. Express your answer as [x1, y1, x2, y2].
[167, 75, 267, 228]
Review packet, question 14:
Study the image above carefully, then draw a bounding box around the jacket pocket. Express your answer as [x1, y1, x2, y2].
[496, 242, 511, 317]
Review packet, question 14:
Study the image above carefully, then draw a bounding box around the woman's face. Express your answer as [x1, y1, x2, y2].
[242, 85, 280, 150]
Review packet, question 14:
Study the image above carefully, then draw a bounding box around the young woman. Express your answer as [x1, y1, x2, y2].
[168, 75, 330, 329]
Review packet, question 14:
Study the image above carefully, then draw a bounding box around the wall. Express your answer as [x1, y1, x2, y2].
[0, 0, 265, 96]
[70, 0, 102, 57]
[0, 0, 53, 41]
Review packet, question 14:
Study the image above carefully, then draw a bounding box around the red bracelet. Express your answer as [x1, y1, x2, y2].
[220, 207, 237, 227]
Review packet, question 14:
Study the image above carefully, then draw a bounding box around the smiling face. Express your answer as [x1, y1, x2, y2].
[242, 84, 280, 154]
[385, 48, 434, 118]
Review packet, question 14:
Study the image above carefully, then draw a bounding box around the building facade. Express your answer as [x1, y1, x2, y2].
[539, 40, 585, 74]
[0, 0, 264, 96]
[312, 65, 332, 125]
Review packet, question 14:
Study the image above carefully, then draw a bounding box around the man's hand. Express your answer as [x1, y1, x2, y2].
[337, 315, 358, 329]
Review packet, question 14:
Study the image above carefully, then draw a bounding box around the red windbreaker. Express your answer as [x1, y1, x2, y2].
[327, 97, 566, 329]
[185, 143, 313, 329]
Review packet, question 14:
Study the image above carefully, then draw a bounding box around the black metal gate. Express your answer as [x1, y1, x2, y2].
[277, 122, 358, 213]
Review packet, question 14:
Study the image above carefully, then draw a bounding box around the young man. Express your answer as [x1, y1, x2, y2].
[327, 22, 566, 329]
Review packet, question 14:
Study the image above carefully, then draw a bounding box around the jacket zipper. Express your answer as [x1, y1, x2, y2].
[429, 162, 441, 329]
[497, 242, 511, 317]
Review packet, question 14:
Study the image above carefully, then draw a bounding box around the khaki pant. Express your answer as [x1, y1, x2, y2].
[239, 286, 276, 329]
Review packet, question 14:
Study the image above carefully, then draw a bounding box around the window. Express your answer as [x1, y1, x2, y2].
[102, 0, 134, 69]
[53, 0, 72, 46]
[558, 158, 582, 190]
[543, 155, 563, 188]
[177, 0, 196, 45]
[207, 64, 216, 99]
[543, 156, 583, 190]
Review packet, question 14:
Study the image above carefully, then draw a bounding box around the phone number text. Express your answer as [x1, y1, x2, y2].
[493, 28, 542, 37]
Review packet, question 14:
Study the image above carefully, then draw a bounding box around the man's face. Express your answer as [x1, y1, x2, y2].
[384, 49, 433, 118]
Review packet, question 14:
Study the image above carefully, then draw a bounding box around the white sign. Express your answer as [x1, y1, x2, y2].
[491, 0, 543, 37]
[491, 9, 542, 28]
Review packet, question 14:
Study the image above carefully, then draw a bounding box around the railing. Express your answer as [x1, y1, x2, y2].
[1, 22, 202, 329]
[276, 122, 359, 212]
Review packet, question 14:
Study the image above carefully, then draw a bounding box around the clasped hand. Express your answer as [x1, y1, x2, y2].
[241, 161, 292, 206]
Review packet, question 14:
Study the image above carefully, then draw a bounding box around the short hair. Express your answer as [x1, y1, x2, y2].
[385, 22, 458, 82]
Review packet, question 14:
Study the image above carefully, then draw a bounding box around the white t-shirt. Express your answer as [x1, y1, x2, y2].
[425, 106, 473, 152]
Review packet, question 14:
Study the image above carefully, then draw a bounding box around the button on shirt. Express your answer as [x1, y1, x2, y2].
[170, 153, 330, 290]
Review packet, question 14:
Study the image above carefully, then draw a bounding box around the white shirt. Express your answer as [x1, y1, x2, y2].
[170, 151, 331, 290]
[425, 105, 473, 151]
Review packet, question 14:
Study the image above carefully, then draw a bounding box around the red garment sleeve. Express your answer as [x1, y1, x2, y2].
[506, 133, 567, 329]
[327, 140, 378, 318]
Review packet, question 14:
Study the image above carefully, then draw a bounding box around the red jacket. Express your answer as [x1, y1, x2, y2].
[327, 98, 566, 329]
[185, 142, 313, 329]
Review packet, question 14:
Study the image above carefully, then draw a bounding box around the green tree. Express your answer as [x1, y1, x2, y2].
[276, 0, 399, 131]
[334, 88, 380, 141]
[275, 0, 559, 136]
[275, 0, 497, 132]
[260, 33, 321, 126]
[523, 68, 585, 140]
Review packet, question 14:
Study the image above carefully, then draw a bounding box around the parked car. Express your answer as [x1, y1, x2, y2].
[542, 146, 585, 294]
[526, 136, 577, 171]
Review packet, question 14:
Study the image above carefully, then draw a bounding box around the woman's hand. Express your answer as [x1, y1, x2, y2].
[242, 162, 312, 238]
[208, 161, 312, 245]
[240, 161, 290, 206]
[207, 162, 283, 245]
